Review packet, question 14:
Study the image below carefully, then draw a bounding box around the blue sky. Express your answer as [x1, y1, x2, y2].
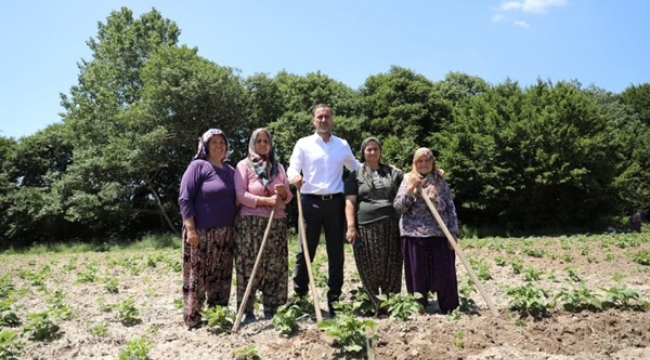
[1, 0, 649, 139]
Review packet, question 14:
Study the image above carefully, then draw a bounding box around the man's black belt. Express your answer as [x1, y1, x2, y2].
[302, 193, 343, 201]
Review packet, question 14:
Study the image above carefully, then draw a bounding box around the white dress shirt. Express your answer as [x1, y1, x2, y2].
[287, 133, 361, 195]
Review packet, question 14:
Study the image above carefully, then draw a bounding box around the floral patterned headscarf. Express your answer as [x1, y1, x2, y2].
[193, 128, 230, 162]
[247, 128, 278, 187]
[410, 147, 439, 200]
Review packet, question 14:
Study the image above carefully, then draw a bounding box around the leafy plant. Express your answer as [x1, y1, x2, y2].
[494, 256, 507, 266]
[506, 283, 553, 318]
[272, 304, 302, 335]
[521, 246, 544, 258]
[118, 337, 152, 360]
[90, 324, 108, 337]
[117, 299, 140, 326]
[377, 292, 424, 321]
[521, 267, 543, 282]
[509, 257, 523, 275]
[172, 298, 183, 310]
[0, 275, 15, 299]
[0, 330, 24, 360]
[453, 331, 465, 348]
[231, 344, 260, 359]
[201, 305, 235, 334]
[46, 290, 73, 320]
[23, 312, 60, 341]
[76, 263, 98, 283]
[458, 278, 478, 313]
[62, 258, 77, 272]
[0, 300, 20, 327]
[468, 257, 492, 280]
[565, 266, 581, 282]
[601, 284, 641, 309]
[318, 313, 376, 354]
[347, 287, 377, 316]
[104, 278, 119, 293]
[286, 294, 314, 315]
[554, 281, 603, 312]
[447, 308, 462, 321]
[631, 250, 650, 266]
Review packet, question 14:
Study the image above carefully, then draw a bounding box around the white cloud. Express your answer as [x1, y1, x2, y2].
[514, 20, 531, 28]
[492, 14, 505, 22]
[500, 0, 567, 13]
[501, 1, 523, 11]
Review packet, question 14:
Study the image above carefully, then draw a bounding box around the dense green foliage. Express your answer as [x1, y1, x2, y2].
[1, 7, 649, 248]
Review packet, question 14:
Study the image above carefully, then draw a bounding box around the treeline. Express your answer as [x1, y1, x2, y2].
[1, 7, 649, 248]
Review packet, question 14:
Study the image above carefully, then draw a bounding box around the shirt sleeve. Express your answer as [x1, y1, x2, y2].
[178, 161, 200, 220]
[342, 140, 361, 172]
[234, 160, 260, 208]
[393, 174, 416, 214]
[286, 140, 303, 180]
[344, 170, 359, 196]
[278, 164, 293, 204]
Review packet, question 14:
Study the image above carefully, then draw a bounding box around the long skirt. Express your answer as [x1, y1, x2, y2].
[235, 215, 288, 315]
[182, 226, 234, 328]
[355, 218, 402, 307]
[401, 236, 459, 313]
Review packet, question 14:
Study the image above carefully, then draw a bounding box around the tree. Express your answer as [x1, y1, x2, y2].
[437, 80, 616, 231]
[0, 136, 17, 247]
[54, 7, 182, 238]
[611, 84, 650, 213]
[359, 66, 451, 169]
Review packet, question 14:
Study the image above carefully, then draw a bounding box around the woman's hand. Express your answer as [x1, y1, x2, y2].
[345, 226, 359, 244]
[186, 229, 199, 248]
[274, 184, 287, 201]
[406, 174, 423, 195]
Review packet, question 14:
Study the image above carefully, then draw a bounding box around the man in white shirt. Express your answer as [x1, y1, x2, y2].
[287, 104, 361, 317]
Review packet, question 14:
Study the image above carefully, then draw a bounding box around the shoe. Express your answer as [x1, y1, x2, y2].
[327, 303, 337, 318]
[186, 320, 202, 330]
[263, 308, 276, 319]
[243, 312, 255, 324]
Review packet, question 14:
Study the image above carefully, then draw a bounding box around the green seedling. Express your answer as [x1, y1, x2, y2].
[506, 282, 553, 318]
[272, 304, 303, 335]
[232, 344, 260, 360]
[377, 292, 424, 321]
[318, 313, 376, 355]
[117, 299, 140, 326]
[554, 281, 603, 312]
[0, 329, 24, 360]
[201, 305, 235, 334]
[23, 312, 60, 341]
[118, 337, 152, 360]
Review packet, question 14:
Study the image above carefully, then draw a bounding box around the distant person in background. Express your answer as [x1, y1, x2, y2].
[393, 147, 459, 314]
[629, 210, 648, 233]
[344, 137, 404, 312]
[178, 129, 237, 329]
[234, 128, 293, 321]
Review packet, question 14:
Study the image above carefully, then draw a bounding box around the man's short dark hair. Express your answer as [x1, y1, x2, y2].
[312, 104, 332, 116]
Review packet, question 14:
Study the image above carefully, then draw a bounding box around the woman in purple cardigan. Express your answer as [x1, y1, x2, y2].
[234, 128, 292, 320]
[393, 147, 459, 314]
[178, 129, 237, 329]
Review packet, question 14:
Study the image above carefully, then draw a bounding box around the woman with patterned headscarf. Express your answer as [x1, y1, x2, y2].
[393, 147, 459, 314]
[344, 137, 404, 313]
[234, 128, 293, 321]
[178, 128, 237, 329]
